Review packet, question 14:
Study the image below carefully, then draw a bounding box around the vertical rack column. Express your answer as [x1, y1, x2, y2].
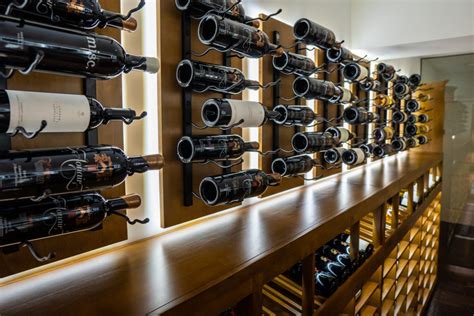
[84, 78, 98, 145]
[0, 68, 10, 151]
[271, 31, 281, 162]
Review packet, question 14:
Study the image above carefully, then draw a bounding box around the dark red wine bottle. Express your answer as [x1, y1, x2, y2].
[1, 0, 138, 31]
[326, 47, 353, 64]
[0, 15, 159, 79]
[293, 18, 337, 49]
[176, 0, 258, 27]
[0, 193, 143, 248]
[272, 105, 317, 126]
[176, 59, 259, 94]
[292, 132, 338, 153]
[271, 155, 318, 176]
[198, 14, 283, 58]
[272, 51, 316, 76]
[293, 77, 356, 103]
[176, 135, 259, 163]
[0, 146, 164, 200]
[343, 107, 379, 125]
[0, 90, 145, 134]
[199, 169, 281, 206]
[373, 143, 395, 158]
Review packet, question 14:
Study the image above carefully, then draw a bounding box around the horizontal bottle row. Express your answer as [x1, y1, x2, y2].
[286, 233, 374, 297]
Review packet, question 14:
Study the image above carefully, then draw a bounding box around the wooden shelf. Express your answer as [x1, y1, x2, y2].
[395, 277, 408, 298]
[361, 305, 378, 316]
[355, 282, 378, 313]
[397, 241, 410, 258]
[396, 259, 409, 279]
[382, 278, 395, 300]
[382, 299, 394, 316]
[394, 294, 406, 315]
[383, 258, 397, 278]
[0, 153, 442, 315]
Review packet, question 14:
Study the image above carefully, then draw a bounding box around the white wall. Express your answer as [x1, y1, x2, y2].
[381, 57, 421, 76]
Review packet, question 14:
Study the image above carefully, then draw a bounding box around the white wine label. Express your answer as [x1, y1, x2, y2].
[227, 100, 266, 128]
[357, 65, 369, 81]
[340, 88, 352, 103]
[337, 127, 351, 143]
[352, 148, 366, 165]
[7, 90, 91, 133]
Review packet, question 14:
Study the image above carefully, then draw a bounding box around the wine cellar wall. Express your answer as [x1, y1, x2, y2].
[0, 0, 127, 277]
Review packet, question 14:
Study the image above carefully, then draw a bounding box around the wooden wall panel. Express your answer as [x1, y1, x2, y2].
[259, 16, 305, 197]
[158, 1, 243, 227]
[0, 0, 127, 277]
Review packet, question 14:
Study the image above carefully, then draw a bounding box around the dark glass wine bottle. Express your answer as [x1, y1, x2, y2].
[326, 47, 353, 64]
[324, 147, 345, 164]
[373, 94, 395, 109]
[1, 0, 138, 31]
[293, 18, 337, 49]
[329, 237, 350, 255]
[376, 63, 396, 81]
[373, 126, 394, 142]
[343, 62, 369, 82]
[198, 14, 283, 58]
[406, 99, 430, 112]
[176, 59, 259, 94]
[199, 169, 281, 206]
[0, 146, 164, 200]
[359, 78, 382, 93]
[0, 90, 145, 134]
[293, 77, 356, 103]
[287, 262, 338, 297]
[405, 123, 431, 137]
[394, 82, 411, 99]
[315, 254, 350, 283]
[292, 132, 338, 153]
[373, 143, 395, 158]
[391, 137, 408, 152]
[342, 148, 366, 166]
[272, 51, 316, 76]
[176, 134, 259, 163]
[272, 105, 317, 126]
[408, 113, 430, 124]
[325, 126, 354, 143]
[0, 15, 159, 79]
[392, 110, 409, 124]
[271, 155, 318, 176]
[408, 74, 421, 88]
[320, 245, 353, 268]
[417, 134, 430, 145]
[359, 143, 377, 156]
[201, 99, 278, 129]
[0, 193, 143, 248]
[394, 75, 409, 84]
[407, 137, 420, 148]
[175, 0, 258, 27]
[344, 236, 374, 264]
[343, 107, 379, 125]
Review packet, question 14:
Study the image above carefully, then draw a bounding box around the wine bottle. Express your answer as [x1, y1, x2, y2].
[0, 146, 164, 200]
[326, 47, 353, 64]
[376, 63, 396, 81]
[391, 137, 408, 152]
[416, 93, 431, 102]
[344, 236, 375, 263]
[199, 169, 281, 206]
[0, 90, 145, 135]
[373, 126, 394, 142]
[315, 271, 339, 297]
[359, 78, 382, 93]
[324, 147, 346, 164]
[373, 94, 395, 109]
[293, 77, 356, 103]
[325, 126, 354, 143]
[392, 110, 409, 124]
[342, 148, 366, 166]
[417, 134, 430, 145]
[176, 59, 259, 94]
[198, 14, 283, 58]
[1, 0, 138, 31]
[315, 254, 350, 282]
[372, 143, 395, 158]
[293, 18, 337, 49]
[271, 155, 318, 176]
[343, 107, 379, 125]
[320, 245, 353, 267]
[343, 62, 369, 82]
[175, 0, 258, 27]
[201, 99, 278, 129]
[272, 51, 316, 76]
[0, 15, 159, 79]
[394, 83, 411, 99]
[0, 193, 143, 248]
[359, 143, 377, 156]
[292, 132, 338, 153]
[394, 75, 409, 84]
[405, 123, 431, 137]
[176, 135, 259, 163]
[408, 74, 421, 88]
[406, 137, 420, 148]
[408, 113, 430, 124]
[272, 105, 317, 127]
[406, 99, 430, 112]
[329, 237, 350, 255]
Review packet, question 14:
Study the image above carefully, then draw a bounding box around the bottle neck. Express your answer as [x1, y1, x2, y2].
[127, 154, 164, 174]
[102, 108, 141, 125]
[124, 55, 159, 74]
[243, 80, 260, 90]
[101, 10, 138, 31]
[243, 141, 260, 152]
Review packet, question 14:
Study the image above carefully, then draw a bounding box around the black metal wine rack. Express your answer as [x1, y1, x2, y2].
[0, 67, 11, 151]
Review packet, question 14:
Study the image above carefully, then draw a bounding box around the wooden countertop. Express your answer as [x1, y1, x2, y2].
[0, 152, 442, 315]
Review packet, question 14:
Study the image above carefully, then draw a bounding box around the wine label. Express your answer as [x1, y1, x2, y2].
[6, 90, 91, 133]
[227, 100, 266, 128]
[356, 65, 369, 81]
[339, 87, 352, 103]
[337, 127, 351, 143]
[351, 148, 366, 165]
